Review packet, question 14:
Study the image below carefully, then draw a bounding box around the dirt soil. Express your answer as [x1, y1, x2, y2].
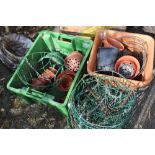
[0, 26, 155, 129]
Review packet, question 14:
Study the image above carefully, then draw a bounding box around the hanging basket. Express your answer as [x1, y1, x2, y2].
[16, 51, 65, 90]
[68, 73, 136, 129]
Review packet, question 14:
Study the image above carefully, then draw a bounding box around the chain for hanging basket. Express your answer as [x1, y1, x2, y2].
[68, 73, 136, 129]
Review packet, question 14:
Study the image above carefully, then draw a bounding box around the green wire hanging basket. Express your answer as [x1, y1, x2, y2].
[16, 50, 66, 90]
[68, 72, 136, 129]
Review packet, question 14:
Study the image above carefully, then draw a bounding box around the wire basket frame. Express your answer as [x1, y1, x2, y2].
[118, 36, 148, 76]
[68, 73, 136, 129]
[17, 51, 66, 90]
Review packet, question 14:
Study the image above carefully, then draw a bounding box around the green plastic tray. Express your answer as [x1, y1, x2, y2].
[7, 30, 93, 116]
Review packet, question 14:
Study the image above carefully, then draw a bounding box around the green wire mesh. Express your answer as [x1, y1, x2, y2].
[68, 73, 136, 129]
[17, 50, 66, 91]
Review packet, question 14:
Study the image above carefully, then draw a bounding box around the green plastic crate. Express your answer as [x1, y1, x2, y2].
[7, 30, 93, 116]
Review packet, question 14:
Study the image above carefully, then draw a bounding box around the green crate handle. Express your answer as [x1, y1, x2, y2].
[58, 33, 74, 42]
[40, 30, 75, 40]
[51, 33, 76, 52]
[40, 30, 76, 51]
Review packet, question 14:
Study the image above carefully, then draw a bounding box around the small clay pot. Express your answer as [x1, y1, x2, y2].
[57, 70, 75, 91]
[32, 78, 44, 87]
[32, 67, 57, 87]
[115, 55, 140, 79]
[64, 51, 83, 72]
[49, 67, 57, 74]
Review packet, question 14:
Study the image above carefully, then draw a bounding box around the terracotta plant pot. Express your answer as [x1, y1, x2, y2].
[57, 70, 75, 91]
[64, 51, 83, 72]
[32, 67, 57, 87]
[87, 30, 154, 89]
[115, 55, 140, 79]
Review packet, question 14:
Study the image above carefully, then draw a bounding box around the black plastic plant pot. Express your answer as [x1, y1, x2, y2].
[96, 47, 119, 71]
